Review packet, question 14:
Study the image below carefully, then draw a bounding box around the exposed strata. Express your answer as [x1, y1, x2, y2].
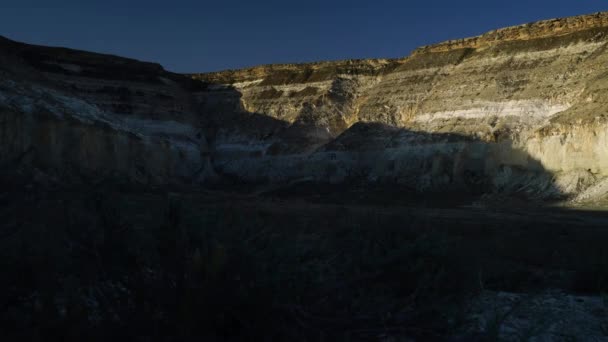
[413, 11, 608, 54]
[5, 12, 608, 200]
[191, 12, 608, 200]
[0, 36, 213, 184]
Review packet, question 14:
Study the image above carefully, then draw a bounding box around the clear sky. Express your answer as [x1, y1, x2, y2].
[1, 0, 607, 73]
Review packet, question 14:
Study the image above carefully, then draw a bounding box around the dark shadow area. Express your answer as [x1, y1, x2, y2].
[2, 186, 608, 341]
[196, 83, 334, 157]
[3, 64, 608, 341]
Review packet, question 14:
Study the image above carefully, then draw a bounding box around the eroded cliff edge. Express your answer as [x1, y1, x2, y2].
[4, 12, 608, 200]
[192, 11, 608, 200]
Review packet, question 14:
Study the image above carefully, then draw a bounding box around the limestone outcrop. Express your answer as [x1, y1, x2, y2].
[192, 11, 608, 199]
[0, 36, 213, 184]
[5, 11, 608, 200]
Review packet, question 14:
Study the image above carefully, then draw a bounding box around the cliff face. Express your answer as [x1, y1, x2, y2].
[5, 12, 608, 199]
[191, 12, 608, 199]
[0, 36, 213, 184]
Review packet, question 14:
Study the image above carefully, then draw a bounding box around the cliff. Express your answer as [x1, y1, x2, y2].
[0, 36, 213, 184]
[190, 11, 608, 200]
[5, 11, 608, 200]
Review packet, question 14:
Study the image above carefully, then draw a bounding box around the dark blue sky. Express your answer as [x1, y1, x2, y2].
[1, 1, 607, 73]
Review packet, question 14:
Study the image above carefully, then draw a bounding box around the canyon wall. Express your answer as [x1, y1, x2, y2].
[0, 36, 213, 184]
[192, 12, 608, 199]
[4, 12, 608, 199]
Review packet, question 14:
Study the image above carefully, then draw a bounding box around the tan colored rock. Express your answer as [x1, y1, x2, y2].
[191, 11, 608, 200]
[7, 11, 608, 198]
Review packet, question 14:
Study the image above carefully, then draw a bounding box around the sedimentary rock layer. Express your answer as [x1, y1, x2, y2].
[4, 11, 608, 199]
[192, 11, 608, 198]
[0, 36, 212, 184]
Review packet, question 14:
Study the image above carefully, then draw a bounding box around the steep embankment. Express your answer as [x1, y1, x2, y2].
[0, 36, 214, 184]
[193, 12, 608, 199]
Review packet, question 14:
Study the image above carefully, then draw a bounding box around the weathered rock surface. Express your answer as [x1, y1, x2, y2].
[0, 36, 213, 184]
[192, 11, 608, 200]
[6, 12, 608, 199]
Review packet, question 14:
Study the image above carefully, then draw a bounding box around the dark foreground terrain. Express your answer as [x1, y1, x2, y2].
[2, 178, 608, 341]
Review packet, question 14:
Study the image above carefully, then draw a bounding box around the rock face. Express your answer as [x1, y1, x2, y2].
[0, 36, 213, 184]
[5, 12, 608, 199]
[192, 11, 608, 199]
